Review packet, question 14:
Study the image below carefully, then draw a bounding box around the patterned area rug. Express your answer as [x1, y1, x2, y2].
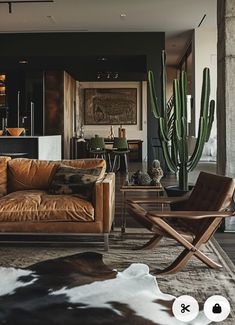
[0, 234, 234, 324]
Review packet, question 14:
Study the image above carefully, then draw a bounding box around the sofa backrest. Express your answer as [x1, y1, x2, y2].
[7, 158, 106, 193]
[0, 156, 11, 197]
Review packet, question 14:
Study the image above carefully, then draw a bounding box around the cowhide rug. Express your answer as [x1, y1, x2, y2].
[0, 252, 211, 325]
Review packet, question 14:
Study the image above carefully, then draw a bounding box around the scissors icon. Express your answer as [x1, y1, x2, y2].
[181, 304, 190, 313]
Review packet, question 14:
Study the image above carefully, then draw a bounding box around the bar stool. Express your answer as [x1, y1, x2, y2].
[111, 137, 129, 173]
[89, 135, 112, 171]
[89, 135, 106, 158]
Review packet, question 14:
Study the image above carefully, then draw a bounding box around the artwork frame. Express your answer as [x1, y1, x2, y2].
[84, 88, 137, 125]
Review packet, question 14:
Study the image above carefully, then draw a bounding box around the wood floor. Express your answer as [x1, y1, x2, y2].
[114, 162, 235, 264]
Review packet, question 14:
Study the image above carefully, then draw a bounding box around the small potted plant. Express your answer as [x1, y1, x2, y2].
[148, 50, 215, 194]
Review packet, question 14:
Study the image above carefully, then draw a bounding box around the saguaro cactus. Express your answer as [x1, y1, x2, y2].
[148, 51, 215, 191]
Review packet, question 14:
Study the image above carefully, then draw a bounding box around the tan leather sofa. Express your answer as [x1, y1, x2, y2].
[0, 157, 115, 250]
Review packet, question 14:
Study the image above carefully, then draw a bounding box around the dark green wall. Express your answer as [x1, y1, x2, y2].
[0, 32, 165, 163]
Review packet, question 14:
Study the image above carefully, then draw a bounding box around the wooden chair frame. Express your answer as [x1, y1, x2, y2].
[127, 195, 235, 275]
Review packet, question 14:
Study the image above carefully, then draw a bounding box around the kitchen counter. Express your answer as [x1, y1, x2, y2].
[0, 135, 61, 160]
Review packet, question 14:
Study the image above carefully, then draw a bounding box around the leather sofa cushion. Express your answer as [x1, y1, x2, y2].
[49, 165, 103, 200]
[0, 156, 11, 197]
[60, 159, 106, 180]
[8, 159, 60, 193]
[7, 158, 106, 193]
[0, 190, 94, 222]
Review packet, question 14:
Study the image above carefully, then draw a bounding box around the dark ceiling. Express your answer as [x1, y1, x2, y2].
[0, 55, 147, 81]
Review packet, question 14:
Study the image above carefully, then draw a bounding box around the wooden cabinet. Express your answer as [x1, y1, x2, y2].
[126, 140, 143, 162]
[71, 137, 143, 162]
[70, 138, 87, 159]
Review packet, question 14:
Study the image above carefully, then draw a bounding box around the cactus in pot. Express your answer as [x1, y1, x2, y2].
[148, 50, 215, 191]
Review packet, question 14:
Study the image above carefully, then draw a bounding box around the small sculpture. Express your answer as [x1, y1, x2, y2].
[130, 170, 152, 186]
[118, 124, 126, 138]
[108, 125, 115, 139]
[79, 123, 84, 139]
[148, 160, 163, 185]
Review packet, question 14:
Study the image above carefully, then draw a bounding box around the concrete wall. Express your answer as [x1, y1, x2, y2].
[217, 0, 235, 231]
[217, 0, 235, 177]
[193, 27, 217, 138]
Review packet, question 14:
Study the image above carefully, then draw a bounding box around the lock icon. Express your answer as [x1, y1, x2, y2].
[212, 303, 222, 314]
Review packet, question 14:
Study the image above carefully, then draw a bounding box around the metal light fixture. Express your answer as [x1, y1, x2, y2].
[97, 72, 119, 80]
[0, 0, 54, 14]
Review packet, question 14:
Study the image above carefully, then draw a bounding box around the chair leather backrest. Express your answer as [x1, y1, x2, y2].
[180, 172, 235, 211]
[113, 137, 128, 150]
[89, 136, 105, 150]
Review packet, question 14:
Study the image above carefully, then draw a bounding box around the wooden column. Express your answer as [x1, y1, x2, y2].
[45, 71, 76, 159]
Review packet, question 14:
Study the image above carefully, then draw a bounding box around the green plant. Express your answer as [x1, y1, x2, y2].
[148, 50, 215, 191]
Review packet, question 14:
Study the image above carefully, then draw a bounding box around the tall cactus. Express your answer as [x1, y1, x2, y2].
[148, 50, 215, 191]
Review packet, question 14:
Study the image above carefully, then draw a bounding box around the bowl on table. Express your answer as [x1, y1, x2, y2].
[6, 128, 25, 136]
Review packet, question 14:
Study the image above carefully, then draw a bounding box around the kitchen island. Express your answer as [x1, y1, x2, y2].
[0, 135, 61, 160]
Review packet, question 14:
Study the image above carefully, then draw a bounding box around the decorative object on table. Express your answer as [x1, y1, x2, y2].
[108, 125, 115, 139]
[84, 88, 137, 125]
[0, 130, 3, 136]
[148, 50, 215, 192]
[118, 124, 126, 138]
[6, 127, 25, 136]
[130, 170, 152, 186]
[148, 159, 164, 185]
[78, 123, 84, 139]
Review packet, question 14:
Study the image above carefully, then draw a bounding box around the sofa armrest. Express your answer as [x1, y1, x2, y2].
[93, 173, 115, 232]
[0, 156, 11, 197]
[102, 173, 115, 232]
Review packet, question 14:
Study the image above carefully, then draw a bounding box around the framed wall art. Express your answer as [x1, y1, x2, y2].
[84, 88, 137, 125]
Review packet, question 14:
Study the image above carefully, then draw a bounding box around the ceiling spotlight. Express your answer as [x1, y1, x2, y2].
[96, 71, 119, 80]
[19, 60, 28, 64]
[120, 13, 127, 19]
[97, 57, 108, 62]
[46, 15, 56, 22]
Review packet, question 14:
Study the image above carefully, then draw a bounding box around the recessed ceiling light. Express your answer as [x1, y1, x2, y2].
[120, 13, 127, 19]
[46, 15, 56, 23]
[19, 60, 28, 64]
[97, 57, 108, 62]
